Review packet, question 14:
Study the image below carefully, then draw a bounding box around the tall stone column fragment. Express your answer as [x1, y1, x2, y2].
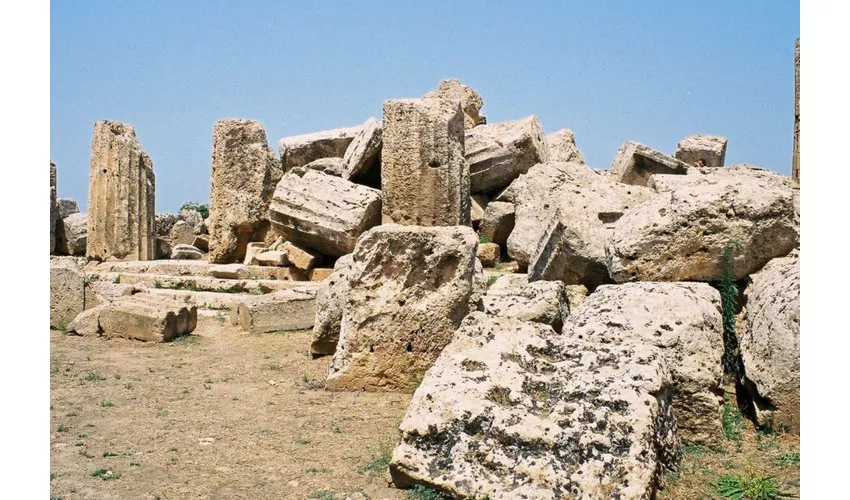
[86, 121, 156, 261]
[209, 119, 279, 264]
[792, 38, 800, 183]
[381, 98, 469, 226]
[50, 160, 58, 254]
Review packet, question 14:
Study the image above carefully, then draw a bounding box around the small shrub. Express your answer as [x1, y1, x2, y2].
[358, 447, 393, 483]
[406, 485, 452, 500]
[180, 201, 209, 220]
[85, 372, 105, 381]
[712, 467, 788, 499]
[722, 400, 744, 441]
[100, 400, 114, 407]
[479, 234, 491, 244]
[153, 280, 163, 289]
[778, 452, 800, 467]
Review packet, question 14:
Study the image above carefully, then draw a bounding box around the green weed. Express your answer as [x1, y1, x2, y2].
[712, 468, 789, 499]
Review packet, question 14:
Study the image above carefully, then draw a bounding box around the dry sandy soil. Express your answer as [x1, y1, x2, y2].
[49, 324, 411, 500]
[50, 323, 800, 500]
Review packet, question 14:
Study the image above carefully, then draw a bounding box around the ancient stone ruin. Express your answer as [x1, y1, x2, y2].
[50, 76, 800, 498]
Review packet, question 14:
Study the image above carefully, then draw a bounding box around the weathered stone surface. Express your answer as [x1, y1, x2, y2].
[508, 161, 642, 267]
[607, 165, 800, 282]
[390, 313, 679, 499]
[255, 250, 288, 267]
[179, 208, 204, 228]
[193, 219, 208, 236]
[609, 141, 690, 186]
[209, 119, 278, 264]
[169, 220, 195, 246]
[521, 164, 655, 288]
[739, 250, 800, 433]
[674, 135, 728, 167]
[564, 282, 725, 446]
[479, 201, 515, 245]
[55, 212, 88, 256]
[192, 234, 209, 252]
[311, 255, 354, 357]
[50, 257, 87, 330]
[155, 237, 172, 260]
[279, 125, 361, 172]
[209, 263, 246, 279]
[233, 289, 317, 333]
[381, 98, 470, 226]
[480, 275, 569, 332]
[51, 160, 58, 254]
[476, 242, 500, 267]
[282, 241, 320, 270]
[243, 242, 267, 265]
[343, 117, 382, 183]
[57, 198, 80, 219]
[326, 224, 478, 392]
[470, 194, 489, 225]
[86, 121, 156, 261]
[423, 78, 485, 129]
[171, 244, 204, 260]
[465, 116, 549, 193]
[269, 168, 381, 256]
[97, 294, 197, 342]
[82, 281, 140, 310]
[67, 306, 103, 336]
[566, 284, 588, 311]
[545, 128, 585, 164]
[303, 157, 344, 177]
[155, 213, 179, 238]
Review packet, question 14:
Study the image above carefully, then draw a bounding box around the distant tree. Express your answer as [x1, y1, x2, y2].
[180, 201, 209, 220]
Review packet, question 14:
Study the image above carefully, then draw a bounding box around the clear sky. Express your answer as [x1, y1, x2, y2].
[50, 1, 800, 213]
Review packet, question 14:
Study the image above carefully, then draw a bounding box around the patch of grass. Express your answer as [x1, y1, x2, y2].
[406, 485, 453, 500]
[56, 424, 67, 432]
[153, 280, 163, 289]
[306, 467, 330, 474]
[331, 421, 342, 434]
[100, 401, 114, 408]
[216, 285, 246, 294]
[125, 383, 133, 390]
[172, 334, 198, 345]
[722, 400, 745, 442]
[295, 438, 311, 445]
[50, 472, 56, 481]
[113, 374, 121, 380]
[217, 311, 227, 325]
[712, 467, 788, 499]
[479, 234, 491, 244]
[778, 452, 800, 467]
[102, 451, 118, 457]
[485, 274, 499, 287]
[78, 449, 93, 458]
[266, 362, 282, 371]
[77, 433, 88, 439]
[358, 446, 393, 483]
[65, 412, 77, 417]
[307, 492, 335, 500]
[85, 372, 106, 382]
[91, 468, 121, 480]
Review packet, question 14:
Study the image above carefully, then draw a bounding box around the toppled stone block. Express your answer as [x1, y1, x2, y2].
[565, 284, 588, 310]
[169, 220, 195, 246]
[67, 307, 102, 336]
[243, 242, 267, 265]
[476, 242, 500, 267]
[50, 257, 87, 330]
[268, 168, 381, 256]
[479, 201, 515, 245]
[155, 237, 172, 260]
[303, 157, 344, 177]
[326, 224, 478, 392]
[279, 125, 361, 172]
[564, 282, 725, 446]
[674, 135, 728, 167]
[55, 213, 88, 256]
[480, 275, 569, 332]
[389, 313, 679, 499]
[57, 198, 80, 219]
[609, 141, 690, 186]
[343, 117, 382, 183]
[192, 234, 209, 252]
[86, 121, 156, 261]
[517, 163, 654, 288]
[209, 119, 279, 264]
[423, 79, 485, 129]
[739, 250, 800, 433]
[282, 241, 320, 270]
[607, 165, 799, 282]
[255, 250, 288, 267]
[96, 294, 197, 342]
[171, 244, 204, 260]
[234, 289, 317, 333]
[209, 263, 246, 279]
[179, 208, 204, 228]
[470, 194, 489, 226]
[545, 128, 585, 164]
[465, 115, 549, 193]
[155, 213, 179, 238]
[311, 255, 354, 357]
[381, 98, 470, 226]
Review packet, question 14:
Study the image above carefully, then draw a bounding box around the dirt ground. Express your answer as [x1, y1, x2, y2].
[49, 325, 411, 500]
[50, 324, 800, 500]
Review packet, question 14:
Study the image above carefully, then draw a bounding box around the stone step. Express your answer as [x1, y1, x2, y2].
[92, 272, 315, 295]
[84, 259, 333, 281]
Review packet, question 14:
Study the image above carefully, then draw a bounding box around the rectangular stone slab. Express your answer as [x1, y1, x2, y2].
[233, 290, 317, 333]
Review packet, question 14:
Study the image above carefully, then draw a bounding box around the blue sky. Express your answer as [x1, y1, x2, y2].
[50, 1, 799, 213]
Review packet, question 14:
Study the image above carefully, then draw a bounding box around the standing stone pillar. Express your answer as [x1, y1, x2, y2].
[381, 98, 470, 226]
[86, 121, 156, 261]
[792, 38, 800, 183]
[208, 119, 279, 264]
[50, 160, 58, 254]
